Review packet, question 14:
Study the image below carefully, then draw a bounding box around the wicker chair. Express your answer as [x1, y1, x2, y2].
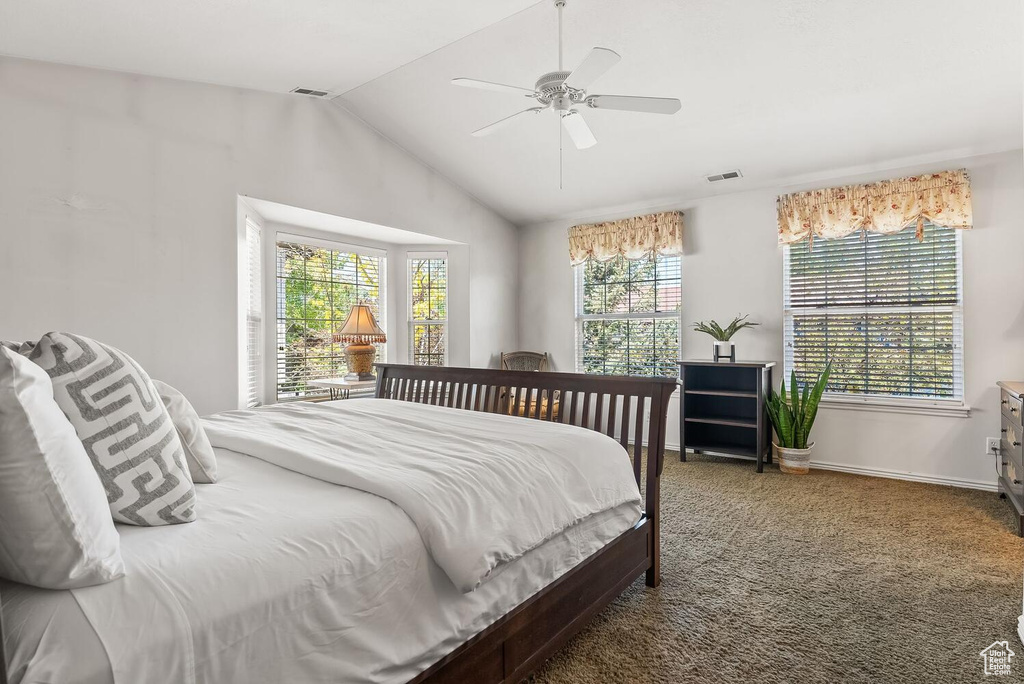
[500, 351, 550, 372]
[499, 351, 557, 418]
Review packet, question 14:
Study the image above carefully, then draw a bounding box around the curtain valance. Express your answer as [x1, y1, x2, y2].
[568, 211, 684, 266]
[776, 169, 972, 246]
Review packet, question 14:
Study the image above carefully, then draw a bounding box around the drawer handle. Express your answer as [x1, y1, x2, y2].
[1014, 441, 1021, 447]
[1015, 479, 1022, 486]
[1003, 428, 1008, 433]
[1003, 399, 1009, 405]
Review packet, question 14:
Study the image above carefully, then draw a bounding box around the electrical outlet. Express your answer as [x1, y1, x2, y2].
[986, 437, 1001, 455]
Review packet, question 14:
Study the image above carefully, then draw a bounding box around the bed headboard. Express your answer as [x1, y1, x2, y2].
[374, 363, 676, 582]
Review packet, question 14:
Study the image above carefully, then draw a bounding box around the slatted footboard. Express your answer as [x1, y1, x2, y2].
[373, 364, 675, 684]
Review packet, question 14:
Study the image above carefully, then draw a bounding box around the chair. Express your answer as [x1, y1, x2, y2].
[499, 352, 557, 419]
[500, 351, 550, 372]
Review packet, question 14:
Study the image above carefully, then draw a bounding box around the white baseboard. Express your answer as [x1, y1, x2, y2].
[808, 460, 997, 492]
[671, 446, 998, 492]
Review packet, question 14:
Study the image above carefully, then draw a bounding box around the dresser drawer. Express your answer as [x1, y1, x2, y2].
[1002, 389, 1023, 425]
[1003, 455, 1024, 502]
[1002, 416, 1024, 468]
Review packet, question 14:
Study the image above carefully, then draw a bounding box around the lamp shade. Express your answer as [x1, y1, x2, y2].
[333, 304, 387, 344]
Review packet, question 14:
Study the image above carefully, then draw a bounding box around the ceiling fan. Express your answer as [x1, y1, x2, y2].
[452, 0, 681, 150]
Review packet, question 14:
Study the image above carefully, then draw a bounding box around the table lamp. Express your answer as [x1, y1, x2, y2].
[333, 303, 387, 381]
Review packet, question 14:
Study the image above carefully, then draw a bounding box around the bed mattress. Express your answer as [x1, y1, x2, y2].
[2, 448, 639, 684]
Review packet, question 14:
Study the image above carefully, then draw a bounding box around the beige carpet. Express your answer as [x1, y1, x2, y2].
[529, 452, 1023, 684]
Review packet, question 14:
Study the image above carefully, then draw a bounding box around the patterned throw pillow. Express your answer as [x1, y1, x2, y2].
[29, 333, 197, 525]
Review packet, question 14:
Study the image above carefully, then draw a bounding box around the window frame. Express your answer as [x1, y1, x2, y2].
[782, 227, 968, 418]
[573, 254, 682, 378]
[243, 216, 263, 408]
[273, 232, 387, 402]
[408, 251, 449, 367]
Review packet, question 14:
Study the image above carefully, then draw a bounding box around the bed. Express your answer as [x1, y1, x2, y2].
[0, 364, 675, 684]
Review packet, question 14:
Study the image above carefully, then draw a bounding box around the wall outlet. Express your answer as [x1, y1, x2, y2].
[986, 437, 1001, 455]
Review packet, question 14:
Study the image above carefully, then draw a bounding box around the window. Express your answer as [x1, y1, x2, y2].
[575, 254, 681, 377]
[276, 236, 385, 400]
[409, 254, 448, 366]
[783, 223, 963, 407]
[243, 218, 262, 408]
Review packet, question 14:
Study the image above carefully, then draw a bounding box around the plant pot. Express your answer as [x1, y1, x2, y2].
[713, 340, 735, 362]
[773, 442, 814, 474]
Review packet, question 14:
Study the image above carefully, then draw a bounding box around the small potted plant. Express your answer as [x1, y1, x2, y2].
[766, 363, 831, 474]
[692, 314, 759, 361]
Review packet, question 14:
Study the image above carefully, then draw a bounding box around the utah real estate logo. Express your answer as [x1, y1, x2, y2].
[980, 641, 1015, 676]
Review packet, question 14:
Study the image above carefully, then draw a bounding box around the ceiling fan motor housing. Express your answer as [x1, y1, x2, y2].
[534, 71, 586, 109]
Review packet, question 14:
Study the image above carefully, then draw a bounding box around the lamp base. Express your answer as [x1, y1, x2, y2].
[343, 342, 378, 382]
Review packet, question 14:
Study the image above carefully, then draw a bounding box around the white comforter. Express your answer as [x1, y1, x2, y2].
[203, 399, 642, 592]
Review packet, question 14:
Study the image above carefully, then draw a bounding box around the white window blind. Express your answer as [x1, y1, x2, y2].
[409, 254, 448, 366]
[243, 218, 262, 408]
[783, 223, 963, 403]
[276, 238, 385, 400]
[575, 254, 681, 377]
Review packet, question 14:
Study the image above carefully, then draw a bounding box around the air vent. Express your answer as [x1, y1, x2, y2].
[290, 87, 331, 98]
[705, 170, 743, 183]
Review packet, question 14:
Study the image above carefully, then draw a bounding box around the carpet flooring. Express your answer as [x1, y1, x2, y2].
[529, 452, 1024, 684]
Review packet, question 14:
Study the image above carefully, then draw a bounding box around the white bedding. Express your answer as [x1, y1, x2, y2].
[203, 399, 642, 592]
[2, 401, 642, 684]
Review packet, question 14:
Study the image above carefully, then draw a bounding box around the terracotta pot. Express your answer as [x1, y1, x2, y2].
[773, 442, 814, 474]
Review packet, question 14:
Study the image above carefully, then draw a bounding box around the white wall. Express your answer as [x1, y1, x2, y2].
[0, 56, 518, 414]
[519, 149, 1024, 489]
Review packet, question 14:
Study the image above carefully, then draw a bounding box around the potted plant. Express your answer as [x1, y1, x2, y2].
[766, 363, 831, 474]
[692, 314, 759, 361]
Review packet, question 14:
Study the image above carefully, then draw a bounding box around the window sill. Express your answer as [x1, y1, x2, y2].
[818, 395, 970, 418]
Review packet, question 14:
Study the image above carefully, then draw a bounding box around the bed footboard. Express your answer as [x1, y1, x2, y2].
[374, 364, 675, 683]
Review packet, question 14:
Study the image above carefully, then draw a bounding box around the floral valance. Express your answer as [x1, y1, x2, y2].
[777, 169, 973, 246]
[568, 211, 684, 266]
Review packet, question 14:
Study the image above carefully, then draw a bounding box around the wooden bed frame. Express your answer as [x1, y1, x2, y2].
[373, 364, 675, 684]
[0, 364, 674, 684]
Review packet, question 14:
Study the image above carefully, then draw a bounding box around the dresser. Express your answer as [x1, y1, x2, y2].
[678, 360, 774, 473]
[997, 381, 1024, 537]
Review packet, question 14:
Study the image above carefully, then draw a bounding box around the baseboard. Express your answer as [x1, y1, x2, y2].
[672, 445, 998, 492]
[808, 460, 998, 492]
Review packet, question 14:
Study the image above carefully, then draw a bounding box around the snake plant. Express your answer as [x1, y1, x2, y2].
[691, 314, 760, 341]
[766, 362, 832, 449]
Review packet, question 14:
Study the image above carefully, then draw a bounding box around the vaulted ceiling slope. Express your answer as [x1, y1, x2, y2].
[0, 0, 541, 95]
[2, 1, 1020, 227]
[340, 0, 1023, 225]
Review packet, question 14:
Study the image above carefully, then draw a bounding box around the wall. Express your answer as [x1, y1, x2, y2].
[518, 149, 1024, 490]
[0, 56, 518, 414]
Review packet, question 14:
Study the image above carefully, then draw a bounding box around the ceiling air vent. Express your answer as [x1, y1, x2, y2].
[290, 87, 331, 98]
[705, 170, 743, 183]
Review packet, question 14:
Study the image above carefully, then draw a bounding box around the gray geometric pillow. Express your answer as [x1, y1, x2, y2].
[30, 332, 197, 526]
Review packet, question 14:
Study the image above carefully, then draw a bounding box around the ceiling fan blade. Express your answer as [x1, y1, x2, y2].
[586, 95, 681, 115]
[452, 78, 536, 96]
[561, 110, 597, 150]
[564, 48, 621, 90]
[471, 106, 547, 137]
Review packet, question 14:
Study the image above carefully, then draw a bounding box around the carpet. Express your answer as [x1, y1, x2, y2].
[529, 452, 1023, 683]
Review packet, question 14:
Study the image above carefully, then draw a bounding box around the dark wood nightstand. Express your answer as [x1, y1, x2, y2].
[678, 360, 775, 473]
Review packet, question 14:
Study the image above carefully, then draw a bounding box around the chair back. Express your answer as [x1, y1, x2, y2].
[501, 351, 549, 372]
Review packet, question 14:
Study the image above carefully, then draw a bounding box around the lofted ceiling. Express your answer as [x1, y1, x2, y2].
[340, 0, 1023, 225]
[0, 0, 541, 95]
[2, 1, 1020, 226]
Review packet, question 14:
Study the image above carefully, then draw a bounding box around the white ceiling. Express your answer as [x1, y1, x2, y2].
[0, 0, 540, 95]
[2, 1, 1021, 227]
[340, 0, 1023, 225]
[244, 197, 460, 246]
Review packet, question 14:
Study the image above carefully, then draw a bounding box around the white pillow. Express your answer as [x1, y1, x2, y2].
[29, 332, 197, 526]
[153, 380, 218, 484]
[0, 347, 125, 589]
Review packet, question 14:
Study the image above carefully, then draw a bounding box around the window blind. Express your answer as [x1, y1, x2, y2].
[575, 254, 681, 377]
[783, 223, 963, 401]
[409, 254, 448, 367]
[275, 239, 384, 400]
[244, 218, 262, 408]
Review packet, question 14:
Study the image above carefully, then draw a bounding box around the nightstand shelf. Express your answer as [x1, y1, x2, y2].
[678, 360, 775, 472]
